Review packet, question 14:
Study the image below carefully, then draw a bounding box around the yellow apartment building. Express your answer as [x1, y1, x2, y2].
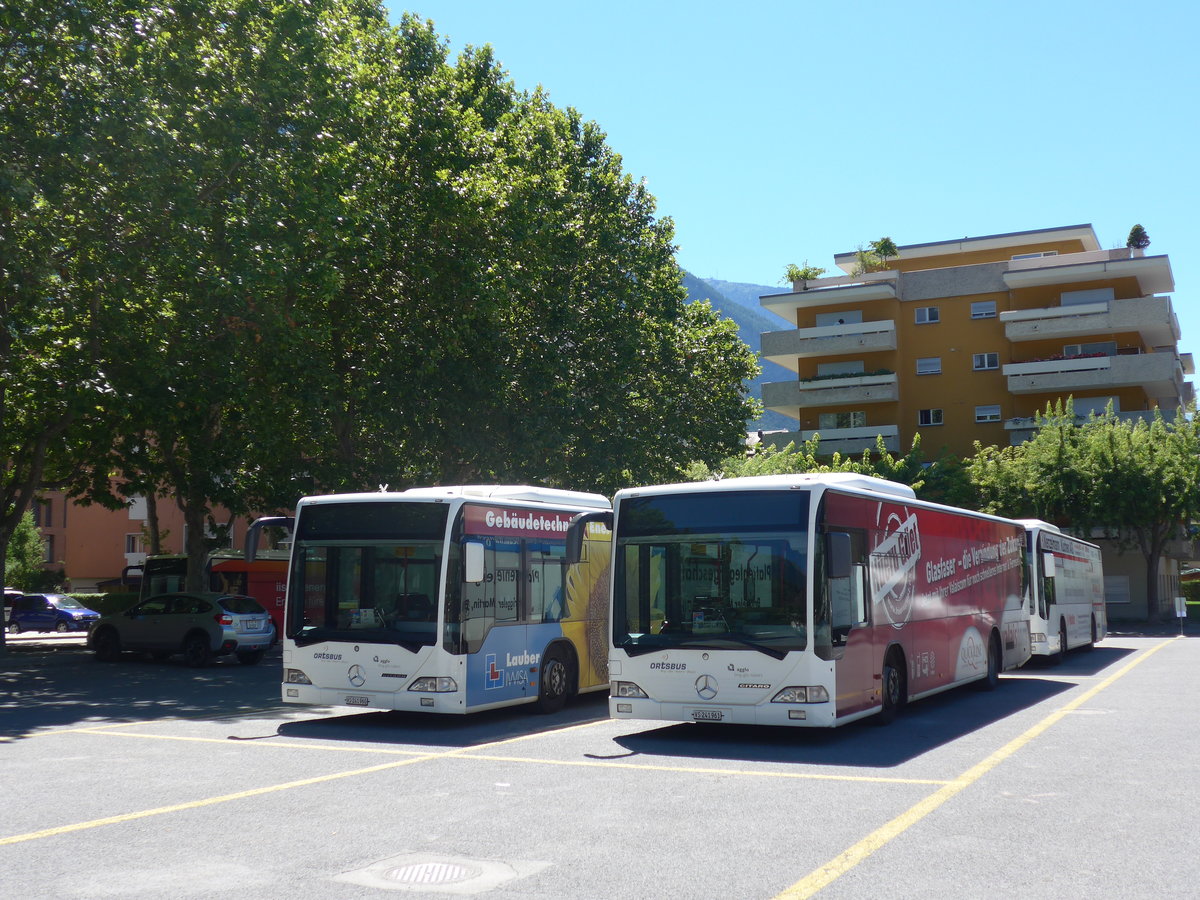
[759, 224, 1193, 459]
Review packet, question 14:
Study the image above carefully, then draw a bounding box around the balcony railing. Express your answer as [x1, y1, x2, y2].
[1002, 351, 1184, 402]
[762, 373, 899, 413]
[762, 425, 900, 455]
[1001, 295, 1179, 346]
[760, 320, 897, 369]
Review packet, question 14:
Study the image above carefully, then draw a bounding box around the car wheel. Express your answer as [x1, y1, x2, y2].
[536, 649, 570, 714]
[6, 620, 20, 634]
[183, 633, 212, 668]
[55, 620, 70, 633]
[93, 628, 122, 662]
[236, 649, 265, 666]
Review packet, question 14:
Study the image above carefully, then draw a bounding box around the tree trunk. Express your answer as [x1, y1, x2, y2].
[1144, 550, 1162, 623]
[182, 500, 209, 593]
[146, 492, 162, 555]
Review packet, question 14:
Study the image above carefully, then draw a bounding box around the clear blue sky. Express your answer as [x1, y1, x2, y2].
[390, 1, 1199, 354]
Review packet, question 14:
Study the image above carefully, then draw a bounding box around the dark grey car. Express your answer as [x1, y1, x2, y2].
[88, 592, 276, 666]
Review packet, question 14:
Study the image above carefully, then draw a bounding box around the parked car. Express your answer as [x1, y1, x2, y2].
[88, 592, 276, 666]
[7, 593, 101, 634]
[4, 587, 23, 626]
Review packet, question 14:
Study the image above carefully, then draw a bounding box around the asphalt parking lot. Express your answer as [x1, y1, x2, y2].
[2, 628, 1198, 899]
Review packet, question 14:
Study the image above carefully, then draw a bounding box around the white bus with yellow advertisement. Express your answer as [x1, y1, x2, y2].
[281, 485, 611, 714]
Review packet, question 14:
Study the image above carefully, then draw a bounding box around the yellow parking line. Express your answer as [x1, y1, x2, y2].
[774, 637, 1179, 899]
[0, 718, 606, 845]
[0, 754, 442, 846]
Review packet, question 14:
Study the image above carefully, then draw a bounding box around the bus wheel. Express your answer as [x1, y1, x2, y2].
[1085, 615, 1097, 650]
[975, 634, 1000, 691]
[875, 652, 905, 726]
[536, 649, 570, 714]
[1055, 620, 1068, 664]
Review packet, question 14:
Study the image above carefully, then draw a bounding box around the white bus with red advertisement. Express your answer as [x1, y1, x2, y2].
[280, 485, 612, 715]
[1019, 519, 1106, 659]
[571, 473, 1031, 727]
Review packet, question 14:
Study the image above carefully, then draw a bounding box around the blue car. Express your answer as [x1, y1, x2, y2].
[6, 593, 101, 634]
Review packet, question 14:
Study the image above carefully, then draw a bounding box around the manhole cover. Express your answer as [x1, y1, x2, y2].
[384, 863, 480, 885]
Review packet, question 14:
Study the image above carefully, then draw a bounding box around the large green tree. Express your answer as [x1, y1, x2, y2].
[969, 402, 1200, 620]
[1, 0, 135, 641]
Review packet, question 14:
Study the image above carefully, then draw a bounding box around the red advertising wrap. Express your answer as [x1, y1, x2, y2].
[824, 490, 1028, 708]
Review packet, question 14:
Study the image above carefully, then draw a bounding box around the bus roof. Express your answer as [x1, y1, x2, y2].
[615, 472, 917, 501]
[298, 484, 611, 510]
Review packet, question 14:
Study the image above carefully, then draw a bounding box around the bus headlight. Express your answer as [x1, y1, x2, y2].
[284, 668, 312, 685]
[407, 676, 458, 693]
[771, 685, 830, 703]
[611, 681, 648, 699]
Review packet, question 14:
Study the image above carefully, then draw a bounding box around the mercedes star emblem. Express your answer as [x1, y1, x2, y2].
[348, 664, 366, 687]
[695, 674, 718, 700]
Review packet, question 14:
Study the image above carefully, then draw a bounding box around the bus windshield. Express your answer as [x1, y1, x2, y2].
[613, 491, 810, 658]
[288, 502, 449, 651]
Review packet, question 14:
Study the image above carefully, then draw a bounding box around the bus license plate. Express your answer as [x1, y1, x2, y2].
[345, 695, 370, 707]
[692, 709, 724, 721]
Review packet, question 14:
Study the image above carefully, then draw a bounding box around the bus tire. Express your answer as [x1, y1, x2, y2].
[1085, 615, 1097, 650]
[536, 648, 570, 714]
[975, 632, 1001, 691]
[1055, 619, 1068, 664]
[874, 649, 906, 726]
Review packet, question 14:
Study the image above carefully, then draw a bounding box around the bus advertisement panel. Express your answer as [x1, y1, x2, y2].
[281, 486, 611, 715]
[606, 473, 1030, 727]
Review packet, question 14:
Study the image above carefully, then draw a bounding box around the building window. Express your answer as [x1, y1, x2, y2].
[32, 499, 51, 528]
[125, 533, 146, 554]
[915, 306, 940, 324]
[818, 411, 866, 430]
[42, 535, 54, 563]
[973, 352, 1000, 370]
[1064, 341, 1117, 358]
[815, 310, 863, 327]
[1011, 250, 1058, 260]
[975, 405, 1002, 423]
[816, 360, 865, 377]
[970, 300, 997, 319]
[916, 357, 941, 375]
[918, 409, 944, 427]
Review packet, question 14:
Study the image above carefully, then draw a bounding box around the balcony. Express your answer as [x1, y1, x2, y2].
[760, 320, 897, 371]
[1001, 249, 1174, 295]
[760, 271, 898, 319]
[762, 373, 899, 414]
[1001, 295, 1180, 346]
[1005, 409, 1179, 445]
[762, 425, 900, 455]
[1002, 351, 1185, 404]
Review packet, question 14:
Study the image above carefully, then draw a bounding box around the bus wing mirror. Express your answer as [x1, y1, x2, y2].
[464, 541, 485, 584]
[1043, 553, 1057, 578]
[826, 532, 852, 580]
[245, 516, 294, 561]
[566, 511, 614, 565]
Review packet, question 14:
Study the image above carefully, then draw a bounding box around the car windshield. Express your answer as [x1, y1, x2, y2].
[219, 596, 267, 615]
[50, 595, 86, 609]
[613, 490, 810, 657]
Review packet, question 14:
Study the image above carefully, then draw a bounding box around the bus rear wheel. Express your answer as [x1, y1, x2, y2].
[975, 633, 1000, 691]
[875, 652, 906, 726]
[1055, 620, 1068, 664]
[536, 649, 570, 714]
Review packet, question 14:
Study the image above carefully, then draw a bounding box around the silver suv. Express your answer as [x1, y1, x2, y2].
[89, 592, 276, 666]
